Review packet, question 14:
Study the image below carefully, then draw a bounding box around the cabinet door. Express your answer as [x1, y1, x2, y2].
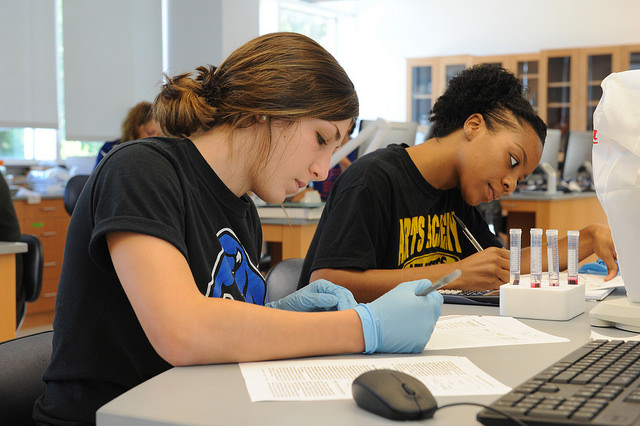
[407, 57, 437, 127]
[621, 44, 640, 70]
[437, 55, 473, 96]
[580, 46, 621, 131]
[513, 54, 541, 116]
[540, 49, 579, 131]
[473, 55, 516, 72]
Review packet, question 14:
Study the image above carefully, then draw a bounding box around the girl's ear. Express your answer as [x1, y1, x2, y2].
[463, 113, 484, 140]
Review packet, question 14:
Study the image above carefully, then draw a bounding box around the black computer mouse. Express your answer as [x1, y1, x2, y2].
[352, 369, 438, 420]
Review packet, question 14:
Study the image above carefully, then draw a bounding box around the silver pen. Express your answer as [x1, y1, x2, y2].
[416, 269, 462, 296]
[453, 213, 483, 252]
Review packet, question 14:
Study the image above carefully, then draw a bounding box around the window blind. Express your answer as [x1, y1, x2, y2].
[0, 1, 58, 129]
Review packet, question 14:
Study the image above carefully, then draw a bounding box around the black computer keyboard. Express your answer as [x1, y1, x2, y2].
[438, 289, 500, 306]
[477, 339, 640, 425]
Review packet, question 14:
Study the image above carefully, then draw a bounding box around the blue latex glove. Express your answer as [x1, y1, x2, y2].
[353, 279, 443, 354]
[265, 279, 357, 312]
[578, 258, 620, 276]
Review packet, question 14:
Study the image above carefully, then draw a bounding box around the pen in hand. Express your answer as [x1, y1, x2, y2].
[416, 269, 462, 296]
[452, 212, 483, 252]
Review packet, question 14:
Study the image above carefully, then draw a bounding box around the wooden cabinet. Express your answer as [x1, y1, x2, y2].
[407, 44, 639, 132]
[13, 198, 69, 327]
[406, 55, 474, 128]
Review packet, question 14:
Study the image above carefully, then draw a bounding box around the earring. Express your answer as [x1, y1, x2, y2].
[259, 115, 267, 122]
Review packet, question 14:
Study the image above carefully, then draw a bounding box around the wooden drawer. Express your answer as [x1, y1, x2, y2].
[20, 217, 68, 252]
[17, 198, 67, 220]
[13, 197, 70, 322]
[26, 291, 56, 314]
[27, 274, 59, 314]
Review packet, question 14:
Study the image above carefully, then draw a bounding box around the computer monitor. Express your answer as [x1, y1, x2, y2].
[538, 129, 561, 171]
[562, 130, 593, 181]
[588, 70, 640, 332]
[356, 119, 418, 158]
[329, 118, 417, 169]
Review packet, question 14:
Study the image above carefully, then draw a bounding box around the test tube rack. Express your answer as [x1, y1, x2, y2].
[499, 282, 585, 321]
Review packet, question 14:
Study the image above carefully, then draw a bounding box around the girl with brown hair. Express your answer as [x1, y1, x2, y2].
[34, 33, 442, 424]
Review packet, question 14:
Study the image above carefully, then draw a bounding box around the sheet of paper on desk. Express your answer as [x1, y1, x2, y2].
[239, 356, 510, 402]
[425, 315, 569, 351]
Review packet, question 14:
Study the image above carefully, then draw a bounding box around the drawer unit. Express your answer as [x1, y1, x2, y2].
[13, 198, 69, 323]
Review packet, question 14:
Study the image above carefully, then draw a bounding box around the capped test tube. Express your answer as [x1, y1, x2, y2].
[530, 228, 543, 288]
[509, 228, 522, 285]
[568, 230, 580, 285]
[546, 229, 560, 286]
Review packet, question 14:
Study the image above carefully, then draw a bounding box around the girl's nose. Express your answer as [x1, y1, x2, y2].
[503, 176, 516, 193]
[311, 152, 331, 181]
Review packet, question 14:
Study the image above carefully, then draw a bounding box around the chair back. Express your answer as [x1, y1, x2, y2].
[264, 258, 304, 303]
[0, 331, 53, 425]
[21, 234, 43, 303]
[63, 174, 90, 215]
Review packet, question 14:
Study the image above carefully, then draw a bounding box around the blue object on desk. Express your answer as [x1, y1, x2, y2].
[578, 258, 620, 275]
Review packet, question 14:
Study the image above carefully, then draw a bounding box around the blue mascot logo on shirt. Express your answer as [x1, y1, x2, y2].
[206, 228, 266, 305]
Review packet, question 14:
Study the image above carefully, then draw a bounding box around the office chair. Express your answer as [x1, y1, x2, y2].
[63, 174, 90, 215]
[264, 258, 304, 303]
[0, 330, 52, 425]
[17, 234, 44, 332]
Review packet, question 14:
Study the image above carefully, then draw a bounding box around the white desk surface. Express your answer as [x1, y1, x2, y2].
[0, 241, 27, 255]
[503, 191, 597, 201]
[97, 290, 637, 426]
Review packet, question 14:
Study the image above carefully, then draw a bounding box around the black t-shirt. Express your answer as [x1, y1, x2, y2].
[298, 144, 501, 288]
[34, 138, 265, 425]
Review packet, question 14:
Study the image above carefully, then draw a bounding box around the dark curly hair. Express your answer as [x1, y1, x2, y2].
[429, 64, 546, 143]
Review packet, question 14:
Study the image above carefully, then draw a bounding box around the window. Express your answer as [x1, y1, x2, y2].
[0, 0, 161, 164]
[278, 3, 337, 54]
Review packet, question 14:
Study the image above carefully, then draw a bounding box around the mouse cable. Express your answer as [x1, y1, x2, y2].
[434, 402, 528, 426]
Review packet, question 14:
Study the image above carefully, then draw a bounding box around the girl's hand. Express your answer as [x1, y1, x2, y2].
[452, 247, 510, 290]
[583, 224, 618, 280]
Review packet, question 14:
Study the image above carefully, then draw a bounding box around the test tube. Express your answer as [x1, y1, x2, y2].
[530, 228, 543, 288]
[546, 229, 560, 286]
[509, 228, 522, 285]
[568, 230, 580, 285]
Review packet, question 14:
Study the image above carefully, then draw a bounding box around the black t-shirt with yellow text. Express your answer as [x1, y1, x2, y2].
[298, 144, 501, 288]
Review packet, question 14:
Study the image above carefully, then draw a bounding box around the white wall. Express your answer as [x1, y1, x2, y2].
[336, 0, 640, 122]
[222, 0, 260, 58]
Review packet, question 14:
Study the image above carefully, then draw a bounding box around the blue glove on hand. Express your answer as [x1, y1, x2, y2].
[353, 279, 443, 354]
[578, 258, 620, 276]
[265, 279, 357, 312]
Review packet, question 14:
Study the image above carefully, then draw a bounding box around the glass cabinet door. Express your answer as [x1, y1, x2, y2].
[517, 60, 539, 113]
[410, 65, 433, 125]
[586, 54, 612, 130]
[546, 56, 571, 130]
[444, 64, 466, 87]
[624, 46, 640, 70]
